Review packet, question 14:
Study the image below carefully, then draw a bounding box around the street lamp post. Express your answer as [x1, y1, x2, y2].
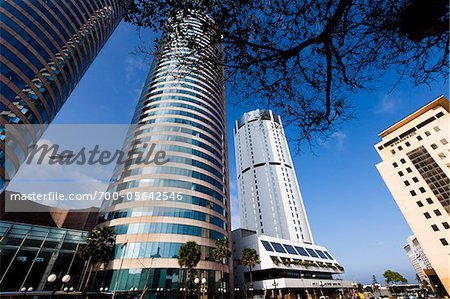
[249, 286, 254, 299]
[62, 274, 72, 296]
[112, 241, 128, 299]
[319, 281, 325, 297]
[272, 280, 279, 299]
[201, 277, 207, 299]
[194, 277, 200, 299]
[47, 273, 58, 297]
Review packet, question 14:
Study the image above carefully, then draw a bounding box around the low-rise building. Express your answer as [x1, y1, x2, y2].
[0, 221, 87, 292]
[0, 191, 99, 293]
[232, 229, 354, 298]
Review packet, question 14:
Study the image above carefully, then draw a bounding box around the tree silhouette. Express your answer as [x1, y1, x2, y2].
[178, 241, 201, 299]
[383, 270, 408, 284]
[240, 248, 260, 298]
[213, 237, 232, 299]
[120, 0, 448, 144]
[78, 226, 115, 294]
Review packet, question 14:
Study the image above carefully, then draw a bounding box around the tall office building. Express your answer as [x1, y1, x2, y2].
[232, 110, 350, 295]
[234, 109, 313, 243]
[98, 13, 231, 293]
[0, 0, 123, 189]
[403, 235, 432, 285]
[375, 96, 450, 295]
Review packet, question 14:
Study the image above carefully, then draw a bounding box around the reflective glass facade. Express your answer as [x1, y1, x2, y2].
[0, 221, 87, 292]
[98, 13, 231, 294]
[0, 0, 123, 190]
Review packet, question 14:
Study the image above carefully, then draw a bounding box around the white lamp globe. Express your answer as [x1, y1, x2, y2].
[194, 277, 200, 284]
[201, 278, 207, 284]
[47, 274, 57, 283]
[62, 274, 71, 283]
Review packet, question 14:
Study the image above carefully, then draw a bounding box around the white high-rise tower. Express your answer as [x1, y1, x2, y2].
[232, 110, 350, 294]
[234, 109, 313, 243]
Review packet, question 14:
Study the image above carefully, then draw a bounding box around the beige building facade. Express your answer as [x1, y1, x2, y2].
[375, 96, 450, 295]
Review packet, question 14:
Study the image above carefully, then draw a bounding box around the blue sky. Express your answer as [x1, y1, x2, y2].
[52, 22, 448, 284]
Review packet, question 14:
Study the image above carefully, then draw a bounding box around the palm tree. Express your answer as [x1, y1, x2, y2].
[213, 237, 232, 299]
[178, 241, 201, 299]
[240, 248, 260, 299]
[78, 226, 115, 295]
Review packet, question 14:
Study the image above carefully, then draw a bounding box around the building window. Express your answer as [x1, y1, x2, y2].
[405, 142, 411, 147]
[406, 167, 412, 173]
[431, 144, 438, 150]
[442, 222, 450, 229]
[398, 146, 403, 151]
[398, 171, 404, 177]
[424, 212, 431, 219]
[434, 209, 442, 216]
[412, 177, 419, 183]
[431, 224, 439, 231]
[440, 238, 449, 246]
[400, 158, 406, 164]
[404, 180, 410, 186]
[410, 190, 417, 196]
[426, 198, 434, 204]
[408, 146, 450, 213]
[425, 131, 431, 136]
[441, 139, 448, 145]
[393, 162, 398, 168]
[433, 126, 440, 132]
[416, 201, 423, 207]
[417, 135, 423, 141]
[419, 187, 426, 193]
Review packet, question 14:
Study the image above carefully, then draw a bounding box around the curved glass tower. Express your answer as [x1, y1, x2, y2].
[98, 13, 231, 294]
[0, 0, 123, 190]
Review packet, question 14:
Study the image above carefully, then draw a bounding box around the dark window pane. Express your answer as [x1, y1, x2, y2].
[294, 246, 309, 257]
[261, 240, 274, 252]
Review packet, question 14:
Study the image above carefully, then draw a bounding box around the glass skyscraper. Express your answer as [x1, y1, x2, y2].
[0, 0, 123, 190]
[98, 13, 231, 294]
